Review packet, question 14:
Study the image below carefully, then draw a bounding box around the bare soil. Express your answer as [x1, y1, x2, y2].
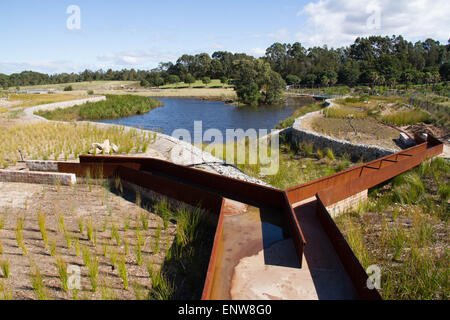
[0, 181, 178, 300]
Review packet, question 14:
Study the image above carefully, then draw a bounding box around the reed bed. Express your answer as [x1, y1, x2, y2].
[0, 122, 155, 168]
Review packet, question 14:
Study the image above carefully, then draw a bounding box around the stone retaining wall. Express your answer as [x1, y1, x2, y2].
[25, 160, 59, 172]
[285, 98, 396, 162]
[0, 170, 76, 186]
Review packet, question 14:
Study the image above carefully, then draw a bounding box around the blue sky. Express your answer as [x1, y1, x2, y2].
[1, 0, 449, 74]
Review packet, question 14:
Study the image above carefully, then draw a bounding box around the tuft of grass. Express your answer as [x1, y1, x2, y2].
[29, 262, 48, 300]
[109, 246, 118, 269]
[140, 212, 149, 231]
[81, 246, 91, 267]
[88, 255, 99, 292]
[78, 218, 84, 234]
[111, 223, 121, 246]
[55, 256, 69, 292]
[0, 259, 10, 278]
[0, 280, 12, 300]
[149, 267, 174, 300]
[15, 217, 27, 256]
[86, 218, 94, 242]
[117, 255, 129, 290]
[57, 213, 66, 233]
[37, 211, 48, 248]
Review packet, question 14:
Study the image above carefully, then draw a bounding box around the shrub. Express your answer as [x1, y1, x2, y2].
[63, 85, 73, 92]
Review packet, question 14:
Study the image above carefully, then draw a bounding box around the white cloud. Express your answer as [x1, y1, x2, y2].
[268, 28, 292, 42]
[295, 0, 450, 48]
[97, 50, 177, 67]
[248, 48, 267, 57]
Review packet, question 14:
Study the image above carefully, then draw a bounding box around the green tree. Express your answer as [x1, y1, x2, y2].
[286, 75, 301, 86]
[184, 74, 196, 87]
[167, 75, 180, 84]
[220, 76, 228, 88]
[140, 79, 149, 87]
[233, 59, 285, 105]
[202, 77, 212, 87]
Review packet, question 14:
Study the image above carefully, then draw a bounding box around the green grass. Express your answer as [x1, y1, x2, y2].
[159, 79, 231, 89]
[324, 106, 367, 119]
[29, 263, 48, 300]
[335, 158, 449, 299]
[0, 259, 10, 278]
[14, 80, 138, 91]
[275, 102, 325, 129]
[35, 94, 163, 121]
[381, 109, 431, 126]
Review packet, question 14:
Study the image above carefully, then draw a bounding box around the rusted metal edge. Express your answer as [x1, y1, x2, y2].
[319, 140, 444, 207]
[286, 137, 442, 204]
[79, 155, 285, 208]
[282, 191, 306, 268]
[315, 194, 383, 300]
[201, 198, 226, 300]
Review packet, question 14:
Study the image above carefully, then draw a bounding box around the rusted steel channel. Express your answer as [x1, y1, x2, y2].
[56, 135, 443, 300]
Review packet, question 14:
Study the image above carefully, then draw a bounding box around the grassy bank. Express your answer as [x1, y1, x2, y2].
[35, 95, 162, 121]
[335, 158, 449, 299]
[275, 102, 326, 129]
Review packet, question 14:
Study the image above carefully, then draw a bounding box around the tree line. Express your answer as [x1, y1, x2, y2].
[1, 35, 449, 104]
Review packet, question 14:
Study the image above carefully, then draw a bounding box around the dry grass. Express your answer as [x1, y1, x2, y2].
[4, 93, 86, 109]
[0, 122, 157, 168]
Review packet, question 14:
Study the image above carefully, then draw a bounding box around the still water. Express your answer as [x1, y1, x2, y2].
[99, 97, 315, 141]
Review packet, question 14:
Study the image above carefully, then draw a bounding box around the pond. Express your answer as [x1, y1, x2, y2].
[99, 96, 315, 142]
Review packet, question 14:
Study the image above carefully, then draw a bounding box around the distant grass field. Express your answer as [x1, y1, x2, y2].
[159, 79, 232, 89]
[4, 93, 87, 108]
[12, 81, 139, 91]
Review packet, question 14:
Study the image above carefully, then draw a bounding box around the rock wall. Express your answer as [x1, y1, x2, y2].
[284, 98, 396, 162]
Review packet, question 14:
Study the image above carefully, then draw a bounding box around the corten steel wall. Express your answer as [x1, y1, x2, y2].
[78, 155, 307, 267]
[315, 195, 382, 300]
[201, 198, 226, 300]
[55, 135, 443, 300]
[79, 156, 285, 208]
[286, 136, 442, 205]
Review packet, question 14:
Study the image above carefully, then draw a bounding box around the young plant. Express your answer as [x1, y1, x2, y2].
[57, 213, 66, 233]
[29, 263, 48, 300]
[64, 230, 72, 249]
[86, 218, 93, 242]
[140, 212, 149, 231]
[82, 246, 91, 267]
[109, 246, 118, 269]
[74, 237, 80, 257]
[133, 281, 146, 300]
[117, 255, 129, 290]
[0, 280, 12, 300]
[37, 211, 48, 248]
[88, 255, 99, 292]
[111, 223, 120, 246]
[55, 256, 69, 292]
[0, 259, 10, 278]
[15, 217, 27, 256]
[50, 239, 57, 257]
[78, 218, 84, 234]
